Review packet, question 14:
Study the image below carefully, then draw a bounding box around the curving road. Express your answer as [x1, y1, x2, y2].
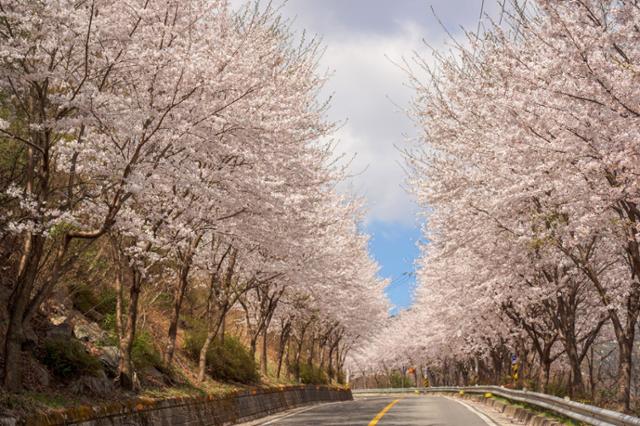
[245, 395, 498, 426]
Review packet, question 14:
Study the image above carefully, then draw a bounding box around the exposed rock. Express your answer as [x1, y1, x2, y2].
[73, 321, 107, 343]
[141, 366, 169, 387]
[85, 309, 104, 323]
[46, 317, 73, 340]
[50, 315, 68, 326]
[99, 346, 120, 376]
[69, 371, 113, 396]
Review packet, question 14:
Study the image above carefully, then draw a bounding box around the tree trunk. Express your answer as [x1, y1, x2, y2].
[198, 314, 225, 382]
[336, 343, 345, 384]
[294, 339, 304, 383]
[564, 339, 584, 397]
[293, 322, 308, 382]
[617, 337, 633, 413]
[114, 266, 124, 340]
[335, 343, 341, 383]
[599, 304, 637, 413]
[276, 333, 288, 379]
[294, 338, 304, 382]
[164, 235, 201, 366]
[327, 345, 335, 381]
[284, 340, 291, 379]
[117, 271, 142, 390]
[276, 322, 291, 379]
[519, 349, 528, 388]
[219, 314, 225, 344]
[197, 243, 237, 382]
[319, 347, 326, 371]
[3, 233, 44, 392]
[261, 328, 268, 376]
[250, 335, 258, 361]
[587, 345, 596, 402]
[198, 330, 216, 383]
[2, 144, 40, 392]
[539, 358, 552, 393]
[307, 333, 315, 367]
[164, 263, 190, 366]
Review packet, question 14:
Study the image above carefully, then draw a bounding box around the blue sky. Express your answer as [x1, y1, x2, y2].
[231, 1, 500, 312]
[367, 221, 421, 313]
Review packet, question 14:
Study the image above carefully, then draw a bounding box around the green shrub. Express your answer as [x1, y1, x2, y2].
[389, 371, 408, 388]
[155, 292, 174, 311]
[101, 313, 117, 334]
[299, 364, 328, 385]
[93, 328, 163, 371]
[132, 330, 163, 370]
[545, 380, 570, 398]
[97, 288, 117, 315]
[95, 329, 161, 366]
[184, 331, 258, 383]
[69, 283, 116, 317]
[42, 338, 102, 379]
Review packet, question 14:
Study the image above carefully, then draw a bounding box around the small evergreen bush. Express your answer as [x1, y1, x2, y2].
[42, 338, 102, 379]
[69, 283, 116, 317]
[101, 313, 117, 333]
[389, 371, 408, 388]
[299, 364, 328, 385]
[184, 331, 258, 383]
[132, 330, 163, 370]
[93, 328, 163, 371]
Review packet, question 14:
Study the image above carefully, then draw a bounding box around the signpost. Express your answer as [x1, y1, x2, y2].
[511, 354, 519, 385]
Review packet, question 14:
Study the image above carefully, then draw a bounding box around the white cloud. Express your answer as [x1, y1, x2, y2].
[317, 21, 429, 225]
[229, 1, 495, 225]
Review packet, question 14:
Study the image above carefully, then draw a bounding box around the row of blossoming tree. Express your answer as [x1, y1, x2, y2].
[350, 0, 640, 413]
[0, 0, 389, 393]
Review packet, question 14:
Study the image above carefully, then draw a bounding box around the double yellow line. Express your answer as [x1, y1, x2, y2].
[368, 399, 401, 426]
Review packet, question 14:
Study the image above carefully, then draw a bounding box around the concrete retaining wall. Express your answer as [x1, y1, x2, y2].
[21, 385, 352, 426]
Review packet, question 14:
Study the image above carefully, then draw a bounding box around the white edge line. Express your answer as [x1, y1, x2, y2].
[443, 396, 501, 426]
[254, 400, 351, 425]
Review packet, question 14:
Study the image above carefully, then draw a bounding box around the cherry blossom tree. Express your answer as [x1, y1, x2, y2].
[0, 0, 390, 393]
[361, 0, 640, 412]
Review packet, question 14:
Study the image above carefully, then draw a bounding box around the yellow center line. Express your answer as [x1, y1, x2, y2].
[368, 398, 401, 426]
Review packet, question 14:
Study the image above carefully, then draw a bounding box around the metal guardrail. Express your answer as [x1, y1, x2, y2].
[352, 386, 640, 426]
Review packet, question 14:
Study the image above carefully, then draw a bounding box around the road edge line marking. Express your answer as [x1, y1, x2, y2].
[255, 400, 349, 425]
[368, 398, 401, 426]
[443, 396, 501, 426]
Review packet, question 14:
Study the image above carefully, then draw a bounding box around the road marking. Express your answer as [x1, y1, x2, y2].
[253, 401, 349, 425]
[368, 398, 400, 425]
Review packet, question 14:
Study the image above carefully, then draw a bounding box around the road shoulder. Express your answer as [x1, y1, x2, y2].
[444, 396, 519, 426]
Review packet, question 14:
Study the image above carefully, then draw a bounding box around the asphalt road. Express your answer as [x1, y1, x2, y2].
[249, 395, 495, 425]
